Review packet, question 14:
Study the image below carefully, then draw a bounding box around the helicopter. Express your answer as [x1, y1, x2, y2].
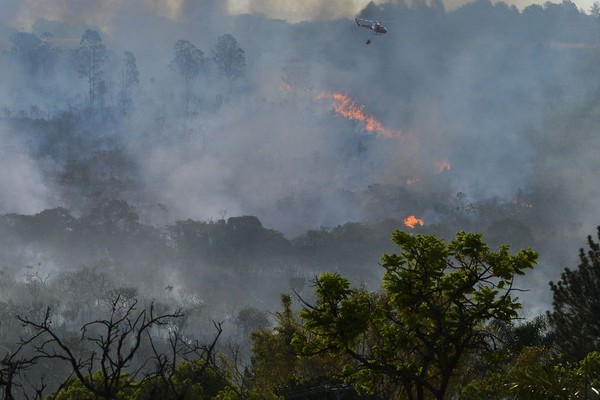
[355, 17, 388, 44]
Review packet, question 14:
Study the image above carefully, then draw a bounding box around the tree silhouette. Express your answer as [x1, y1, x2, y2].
[10, 32, 57, 77]
[18, 298, 183, 399]
[169, 40, 207, 113]
[120, 50, 139, 115]
[74, 29, 107, 109]
[212, 34, 246, 81]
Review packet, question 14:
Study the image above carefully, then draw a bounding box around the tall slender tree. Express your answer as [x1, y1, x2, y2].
[74, 29, 107, 109]
[169, 40, 207, 113]
[120, 50, 139, 115]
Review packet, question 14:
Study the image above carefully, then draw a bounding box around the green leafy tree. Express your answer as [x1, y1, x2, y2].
[463, 347, 600, 399]
[497, 315, 555, 354]
[245, 294, 348, 399]
[295, 230, 538, 400]
[548, 227, 600, 361]
[212, 34, 246, 81]
[247, 294, 299, 397]
[459, 316, 555, 399]
[48, 372, 136, 400]
[135, 360, 227, 400]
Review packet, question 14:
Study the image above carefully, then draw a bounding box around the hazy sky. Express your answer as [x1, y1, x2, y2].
[3, 0, 596, 32]
[227, 0, 595, 21]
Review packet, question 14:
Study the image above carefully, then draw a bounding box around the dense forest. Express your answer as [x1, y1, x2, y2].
[2, 0, 600, 397]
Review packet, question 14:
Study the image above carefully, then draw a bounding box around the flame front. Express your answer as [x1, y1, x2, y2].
[317, 92, 404, 139]
[404, 215, 424, 229]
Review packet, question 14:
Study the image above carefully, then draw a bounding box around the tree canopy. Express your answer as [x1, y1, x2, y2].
[294, 230, 538, 400]
[212, 34, 246, 81]
[169, 39, 207, 112]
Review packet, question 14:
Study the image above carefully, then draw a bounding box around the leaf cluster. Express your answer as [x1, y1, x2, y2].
[294, 230, 538, 399]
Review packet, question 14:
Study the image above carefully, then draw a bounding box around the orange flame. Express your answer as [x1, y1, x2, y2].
[316, 92, 404, 139]
[406, 178, 420, 185]
[404, 215, 424, 229]
[436, 159, 451, 173]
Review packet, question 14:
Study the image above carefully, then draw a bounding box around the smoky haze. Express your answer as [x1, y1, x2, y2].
[0, 0, 599, 319]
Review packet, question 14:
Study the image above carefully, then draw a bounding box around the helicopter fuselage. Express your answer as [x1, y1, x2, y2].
[371, 24, 387, 34]
[355, 18, 388, 35]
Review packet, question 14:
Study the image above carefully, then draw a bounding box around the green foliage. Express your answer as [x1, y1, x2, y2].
[213, 386, 279, 400]
[246, 294, 301, 396]
[463, 347, 600, 399]
[295, 230, 538, 399]
[492, 315, 554, 356]
[549, 226, 600, 361]
[250, 296, 300, 388]
[135, 360, 227, 400]
[246, 294, 347, 399]
[296, 272, 372, 355]
[48, 371, 136, 400]
[48, 360, 228, 400]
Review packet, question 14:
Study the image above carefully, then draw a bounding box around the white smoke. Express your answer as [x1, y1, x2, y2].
[0, 123, 56, 214]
